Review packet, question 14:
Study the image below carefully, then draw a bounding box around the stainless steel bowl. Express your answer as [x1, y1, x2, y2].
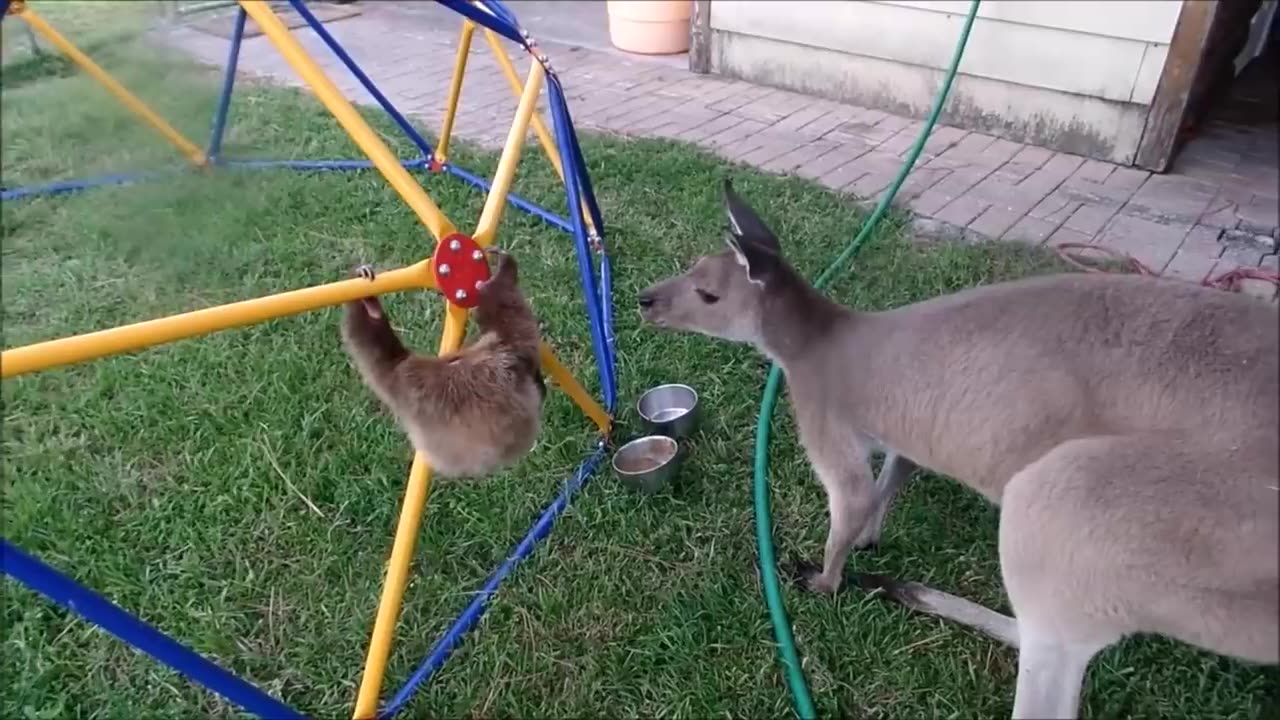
[611, 435, 681, 494]
[637, 383, 700, 440]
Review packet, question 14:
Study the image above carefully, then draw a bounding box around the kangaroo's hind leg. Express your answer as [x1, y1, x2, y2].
[999, 432, 1278, 719]
[853, 451, 917, 551]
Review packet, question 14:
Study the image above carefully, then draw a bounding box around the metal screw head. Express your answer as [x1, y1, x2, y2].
[454, 289, 468, 301]
[472, 249, 484, 261]
[449, 239, 462, 251]
[438, 263, 451, 276]
[474, 280, 483, 290]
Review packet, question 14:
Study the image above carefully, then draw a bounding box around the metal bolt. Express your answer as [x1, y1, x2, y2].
[438, 263, 451, 276]
[472, 249, 484, 261]
[449, 239, 461, 251]
[474, 280, 483, 290]
[455, 289, 468, 301]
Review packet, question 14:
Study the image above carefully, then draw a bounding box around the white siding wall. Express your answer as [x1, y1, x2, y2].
[707, 0, 1184, 164]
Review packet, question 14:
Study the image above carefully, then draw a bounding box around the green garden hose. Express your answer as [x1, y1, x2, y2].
[752, 3, 982, 717]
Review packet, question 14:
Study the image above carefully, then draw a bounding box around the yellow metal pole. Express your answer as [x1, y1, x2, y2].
[539, 342, 611, 434]
[481, 32, 598, 238]
[17, 8, 207, 166]
[0, 262, 435, 380]
[435, 21, 476, 166]
[482, 31, 563, 180]
[237, 0, 457, 242]
[472, 60, 546, 245]
[352, 304, 469, 719]
[351, 452, 433, 720]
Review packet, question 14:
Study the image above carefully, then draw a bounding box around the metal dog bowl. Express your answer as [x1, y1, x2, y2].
[612, 435, 681, 495]
[637, 383, 700, 440]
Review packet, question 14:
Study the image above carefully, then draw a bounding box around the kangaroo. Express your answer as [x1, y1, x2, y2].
[341, 249, 546, 478]
[637, 179, 1279, 719]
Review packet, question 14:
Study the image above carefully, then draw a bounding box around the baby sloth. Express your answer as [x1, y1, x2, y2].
[340, 250, 546, 478]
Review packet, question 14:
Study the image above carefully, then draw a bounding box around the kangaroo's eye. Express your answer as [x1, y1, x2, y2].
[696, 289, 720, 304]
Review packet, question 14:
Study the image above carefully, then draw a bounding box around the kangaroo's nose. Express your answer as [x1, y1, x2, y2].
[637, 293, 656, 309]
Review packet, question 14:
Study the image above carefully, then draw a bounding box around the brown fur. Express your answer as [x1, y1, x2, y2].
[638, 180, 1278, 718]
[341, 251, 545, 478]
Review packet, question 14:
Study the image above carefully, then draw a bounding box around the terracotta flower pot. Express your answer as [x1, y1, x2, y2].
[606, 0, 693, 55]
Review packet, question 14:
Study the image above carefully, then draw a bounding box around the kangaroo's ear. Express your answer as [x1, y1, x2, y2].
[722, 178, 782, 286]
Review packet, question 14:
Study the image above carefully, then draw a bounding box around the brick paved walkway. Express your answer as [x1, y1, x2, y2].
[158, 3, 1278, 298]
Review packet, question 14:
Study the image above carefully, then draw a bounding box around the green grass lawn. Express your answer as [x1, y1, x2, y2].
[3, 13, 1277, 720]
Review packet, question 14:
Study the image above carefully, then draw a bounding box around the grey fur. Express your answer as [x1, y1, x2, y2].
[637, 179, 1279, 719]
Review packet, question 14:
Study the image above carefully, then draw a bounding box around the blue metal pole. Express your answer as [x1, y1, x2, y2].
[1, 540, 307, 720]
[553, 79, 606, 238]
[0, 171, 171, 202]
[434, 0, 526, 47]
[220, 157, 427, 171]
[598, 252, 617, 408]
[442, 163, 573, 234]
[206, 7, 247, 163]
[546, 73, 616, 403]
[548, 80, 617, 409]
[377, 446, 608, 719]
[287, 0, 435, 159]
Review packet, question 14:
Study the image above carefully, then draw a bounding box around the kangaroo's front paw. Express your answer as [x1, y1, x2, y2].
[789, 557, 841, 595]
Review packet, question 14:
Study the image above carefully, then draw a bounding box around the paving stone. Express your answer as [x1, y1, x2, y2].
[733, 131, 811, 167]
[759, 139, 840, 174]
[968, 205, 1025, 239]
[592, 93, 671, 127]
[1163, 250, 1219, 283]
[708, 83, 775, 113]
[647, 106, 725, 139]
[731, 89, 814, 124]
[1126, 174, 1218, 223]
[1219, 229, 1273, 266]
[608, 96, 689, 134]
[794, 106, 861, 140]
[1180, 224, 1226, 258]
[910, 166, 995, 215]
[1029, 190, 1083, 225]
[1021, 153, 1087, 194]
[923, 132, 997, 169]
[1045, 225, 1093, 248]
[878, 121, 927, 157]
[832, 117, 894, 145]
[699, 119, 770, 152]
[820, 150, 901, 192]
[1236, 196, 1279, 235]
[934, 194, 991, 227]
[771, 103, 838, 137]
[1095, 214, 1189, 271]
[991, 144, 1054, 183]
[1063, 202, 1119, 236]
[1198, 195, 1242, 229]
[920, 125, 969, 159]
[891, 166, 951, 204]
[794, 138, 875, 181]
[1001, 216, 1058, 246]
[847, 168, 899, 198]
[677, 111, 746, 144]
[1073, 159, 1116, 184]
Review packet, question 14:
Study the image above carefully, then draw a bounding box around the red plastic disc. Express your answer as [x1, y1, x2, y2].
[432, 232, 490, 309]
